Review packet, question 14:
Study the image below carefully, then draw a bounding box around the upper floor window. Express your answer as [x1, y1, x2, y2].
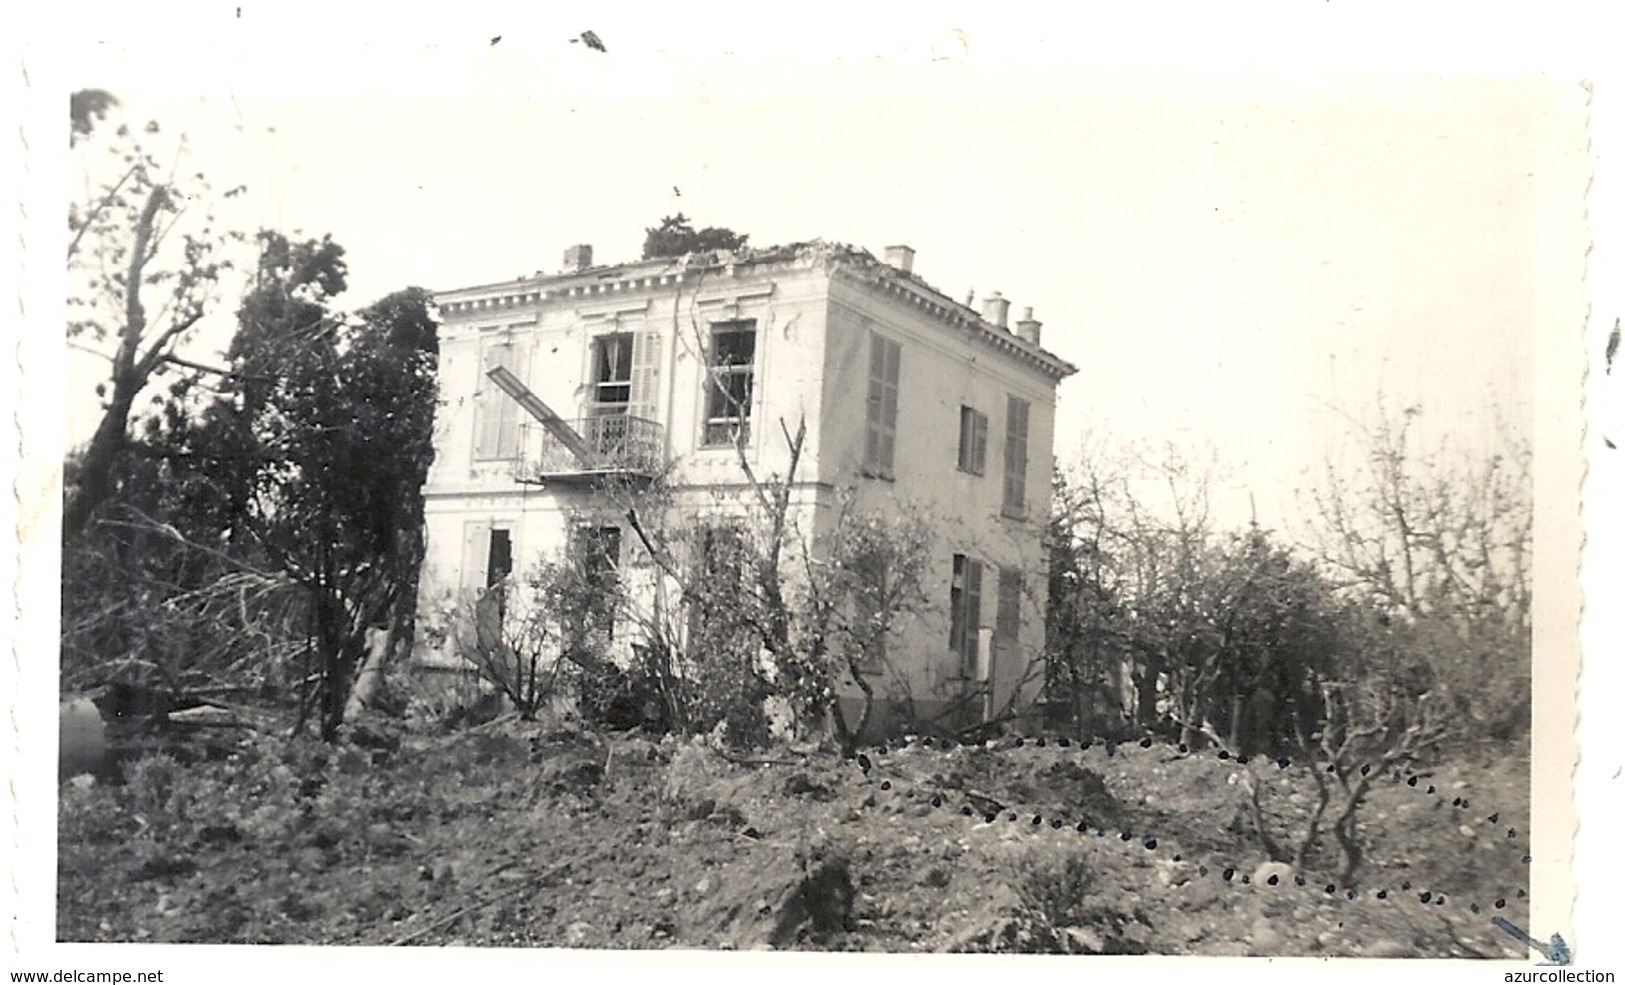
[591, 333, 634, 414]
[703, 320, 756, 446]
[474, 337, 529, 461]
[1001, 395, 1031, 518]
[957, 405, 988, 476]
[865, 333, 901, 477]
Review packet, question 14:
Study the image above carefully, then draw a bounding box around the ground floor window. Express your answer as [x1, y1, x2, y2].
[949, 553, 984, 677]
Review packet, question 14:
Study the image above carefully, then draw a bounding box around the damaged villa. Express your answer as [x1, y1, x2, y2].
[413, 240, 1077, 735]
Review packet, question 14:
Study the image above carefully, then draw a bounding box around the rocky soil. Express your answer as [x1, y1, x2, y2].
[56, 714, 1532, 957]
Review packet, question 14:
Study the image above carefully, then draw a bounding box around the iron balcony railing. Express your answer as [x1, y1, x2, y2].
[516, 413, 666, 481]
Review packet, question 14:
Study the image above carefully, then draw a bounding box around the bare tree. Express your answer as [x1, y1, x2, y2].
[1305, 398, 1533, 742]
[65, 99, 244, 541]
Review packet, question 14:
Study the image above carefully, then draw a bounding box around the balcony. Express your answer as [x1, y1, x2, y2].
[515, 413, 666, 486]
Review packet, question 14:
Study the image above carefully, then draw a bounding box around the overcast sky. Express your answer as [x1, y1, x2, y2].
[64, 22, 1586, 534]
[18, 4, 1614, 972]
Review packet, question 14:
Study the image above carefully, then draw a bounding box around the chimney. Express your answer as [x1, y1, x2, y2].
[981, 291, 1010, 330]
[884, 244, 916, 275]
[562, 244, 593, 274]
[1015, 307, 1043, 345]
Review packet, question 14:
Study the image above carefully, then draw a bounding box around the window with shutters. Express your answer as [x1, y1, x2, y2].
[1001, 395, 1031, 518]
[463, 521, 514, 635]
[957, 405, 988, 475]
[865, 333, 901, 477]
[949, 553, 984, 676]
[474, 336, 529, 461]
[703, 321, 756, 446]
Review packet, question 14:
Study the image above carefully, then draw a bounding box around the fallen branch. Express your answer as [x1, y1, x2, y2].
[384, 859, 572, 946]
[718, 752, 806, 767]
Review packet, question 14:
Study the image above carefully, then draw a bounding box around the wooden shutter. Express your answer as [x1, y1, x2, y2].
[882, 339, 900, 468]
[1002, 396, 1030, 516]
[963, 558, 984, 675]
[476, 339, 530, 460]
[973, 411, 989, 474]
[996, 568, 1022, 643]
[959, 407, 989, 474]
[866, 334, 900, 474]
[461, 520, 493, 593]
[630, 330, 662, 421]
[474, 344, 505, 459]
[499, 341, 529, 458]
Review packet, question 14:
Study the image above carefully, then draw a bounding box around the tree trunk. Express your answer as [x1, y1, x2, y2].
[1136, 652, 1161, 733]
[62, 385, 137, 541]
[343, 624, 392, 722]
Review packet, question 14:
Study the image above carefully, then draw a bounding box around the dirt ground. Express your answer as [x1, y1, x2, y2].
[56, 714, 1533, 957]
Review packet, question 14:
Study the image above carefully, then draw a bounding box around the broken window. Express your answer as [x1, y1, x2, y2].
[591, 333, 634, 414]
[865, 333, 901, 476]
[474, 336, 529, 461]
[949, 553, 984, 677]
[703, 321, 756, 446]
[1001, 395, 1031, 518]
[957, 405, 988, 475]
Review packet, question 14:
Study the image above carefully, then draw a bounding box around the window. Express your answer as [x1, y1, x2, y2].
[1002, 395, 1031, 518]
[574, 525, 621, 585]
[693, 524, 747, 592]
[486, 528, 514, 590]
[703, 320, 756, 446]
[462, 522, 513, 643]
[957, 405, 988, 475]
[591, 334, 634, 413]
[688, 524, 751, 653]
[949, 554, 984, 677]
[571, 525, 622, 640]
[474, 337, 529, 461]
[865, 333, 901, 476]
[461, 522, 514, 593]
[995, 567, 1023, 646]
[853, 553, 889, 672]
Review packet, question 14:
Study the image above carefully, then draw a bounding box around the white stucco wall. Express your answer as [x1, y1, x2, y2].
[818, 273, 1062, 727]
[413, 246, 1070, 734]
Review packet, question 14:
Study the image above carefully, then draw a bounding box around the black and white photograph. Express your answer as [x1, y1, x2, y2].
[7, 5, 1617, 979]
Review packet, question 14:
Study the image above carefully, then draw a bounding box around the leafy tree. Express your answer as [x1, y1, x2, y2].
[794, 498, 934, 750]
[641, 213, 749, 260]
[450, 552, 625, 720]
[179, 233, 439, 738]
[69, 88, 119, 145]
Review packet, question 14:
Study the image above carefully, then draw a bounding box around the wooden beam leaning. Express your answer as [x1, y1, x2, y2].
[485, 364, 598, 467]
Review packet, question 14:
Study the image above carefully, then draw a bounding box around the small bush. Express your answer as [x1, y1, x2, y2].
[1013, 844, 1095, 929]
